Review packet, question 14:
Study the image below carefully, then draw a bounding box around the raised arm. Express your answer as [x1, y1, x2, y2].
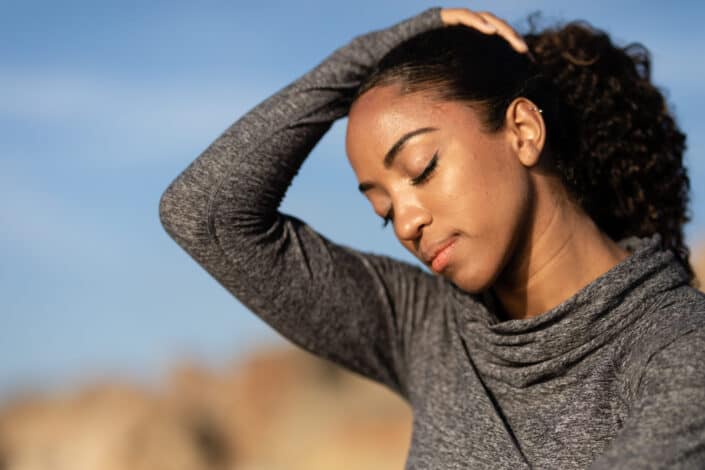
[158, 8, 448, 399]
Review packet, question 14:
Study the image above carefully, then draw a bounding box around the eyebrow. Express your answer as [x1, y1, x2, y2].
[358, 126, 439, 193]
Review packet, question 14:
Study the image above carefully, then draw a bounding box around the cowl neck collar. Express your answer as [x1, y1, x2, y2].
[451, 232, 690, 388]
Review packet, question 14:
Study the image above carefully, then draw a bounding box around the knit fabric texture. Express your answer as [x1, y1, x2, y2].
[159, 7, 705, 468]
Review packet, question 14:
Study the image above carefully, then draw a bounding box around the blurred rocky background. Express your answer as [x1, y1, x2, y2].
[1, 244, 703, 470]
[0, 347, 412, 470]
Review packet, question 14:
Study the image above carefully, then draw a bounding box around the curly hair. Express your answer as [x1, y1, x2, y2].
[354, 16, 696, 287]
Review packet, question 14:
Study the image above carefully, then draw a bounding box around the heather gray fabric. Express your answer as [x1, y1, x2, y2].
[158, 7, 705, 469]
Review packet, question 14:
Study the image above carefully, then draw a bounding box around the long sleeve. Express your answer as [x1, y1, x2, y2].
[589, 327, 705, 469]
[158, 7, 447, 400]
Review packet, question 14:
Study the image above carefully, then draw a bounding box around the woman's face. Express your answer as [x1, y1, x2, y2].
[345, 84, 537, 293]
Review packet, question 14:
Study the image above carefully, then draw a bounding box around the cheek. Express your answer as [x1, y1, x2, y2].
[441, 150, 531, 291]
[472, 145, 528, 217]
[470, 153, 530, 252]
[431, 150, 507, 231]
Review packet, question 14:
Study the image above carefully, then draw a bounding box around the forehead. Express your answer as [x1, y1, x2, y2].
[345, 84, 481, 167]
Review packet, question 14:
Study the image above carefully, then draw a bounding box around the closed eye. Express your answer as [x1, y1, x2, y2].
[410, 151, 439, 186]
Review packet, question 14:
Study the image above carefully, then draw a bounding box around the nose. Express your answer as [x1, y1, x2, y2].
[394, 201, 432, 242]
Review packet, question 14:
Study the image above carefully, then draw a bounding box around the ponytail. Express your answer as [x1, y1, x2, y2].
[523, 17, 695, 285]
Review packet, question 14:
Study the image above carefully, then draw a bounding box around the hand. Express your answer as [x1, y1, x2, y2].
[440, 8, 529, 54]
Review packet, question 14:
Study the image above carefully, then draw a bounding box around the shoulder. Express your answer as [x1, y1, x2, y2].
[616, 285, 705, 401]
[641, 325, 705, 386]
[589, 288, 705, 469]
[640, 286, 705, 381]
[636, 285, 705, 351]
[355, 249, 487, 342]
[353, 249, 461, 316]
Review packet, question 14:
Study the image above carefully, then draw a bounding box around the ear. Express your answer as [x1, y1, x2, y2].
[504, 97, 546, 168]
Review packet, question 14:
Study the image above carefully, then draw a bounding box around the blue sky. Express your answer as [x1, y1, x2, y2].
[2, 0, 704, 398]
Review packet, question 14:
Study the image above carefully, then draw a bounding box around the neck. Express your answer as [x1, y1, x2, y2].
[491, 177, 630, 321]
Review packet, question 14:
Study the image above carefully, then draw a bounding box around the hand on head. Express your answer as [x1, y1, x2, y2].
[440, 8, 530, 56]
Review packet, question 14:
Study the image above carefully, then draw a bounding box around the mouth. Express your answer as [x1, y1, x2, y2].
[423, 237, 458, 274]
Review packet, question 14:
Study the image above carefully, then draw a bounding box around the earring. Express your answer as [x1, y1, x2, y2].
[531, 106, 543, 114]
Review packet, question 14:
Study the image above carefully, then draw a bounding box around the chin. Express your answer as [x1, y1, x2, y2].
[447, 262, 497, 294]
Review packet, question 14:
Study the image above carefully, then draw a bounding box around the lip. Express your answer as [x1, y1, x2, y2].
[422, 236, 458, 272]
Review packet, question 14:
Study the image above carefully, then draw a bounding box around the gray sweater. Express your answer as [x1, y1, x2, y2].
[158, 7, 705, 469]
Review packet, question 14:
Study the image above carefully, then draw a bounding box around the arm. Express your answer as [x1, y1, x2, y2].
[589, 328, 705, 469]
[158, 8, 446, 399]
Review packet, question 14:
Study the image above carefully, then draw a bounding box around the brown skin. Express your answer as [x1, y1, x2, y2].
[439, 8, 529, 54]
[345, 84, 630, 321]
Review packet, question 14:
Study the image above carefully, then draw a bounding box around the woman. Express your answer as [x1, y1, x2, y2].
[159, 6, 705, 469]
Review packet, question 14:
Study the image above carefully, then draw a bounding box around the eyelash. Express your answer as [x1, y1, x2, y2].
[411, 151, 439, 186]
[382, 210, 394, 228]
[381, 151, 439, 229]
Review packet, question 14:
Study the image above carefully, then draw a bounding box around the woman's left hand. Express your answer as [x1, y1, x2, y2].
[440, 8, 529, 54]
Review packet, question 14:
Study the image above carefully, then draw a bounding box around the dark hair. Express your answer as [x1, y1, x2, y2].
[354, 18, 696, 287]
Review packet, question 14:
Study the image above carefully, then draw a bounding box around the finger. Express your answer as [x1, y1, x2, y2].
[476, 12, 527, 49]
[440, 8, 497, 33]
[476, 11, 528, 53]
